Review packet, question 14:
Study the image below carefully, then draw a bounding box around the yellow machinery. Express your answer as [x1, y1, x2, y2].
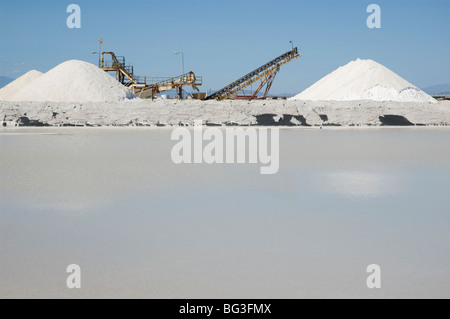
[100, 52, 202, 99]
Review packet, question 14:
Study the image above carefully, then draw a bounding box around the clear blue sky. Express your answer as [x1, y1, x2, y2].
[0, 0, 449, 94]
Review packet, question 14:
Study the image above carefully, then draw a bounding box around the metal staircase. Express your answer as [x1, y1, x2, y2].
[206, 48, 301, 101]
[100, 52, 144, 86]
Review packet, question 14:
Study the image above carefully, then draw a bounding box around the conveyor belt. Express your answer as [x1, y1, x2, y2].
[205, 48, 300, 101]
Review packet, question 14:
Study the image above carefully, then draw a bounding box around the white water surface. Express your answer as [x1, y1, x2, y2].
[1, 127, 450, 298]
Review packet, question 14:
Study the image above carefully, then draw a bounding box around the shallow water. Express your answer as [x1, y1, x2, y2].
[1, 127, 450, 298]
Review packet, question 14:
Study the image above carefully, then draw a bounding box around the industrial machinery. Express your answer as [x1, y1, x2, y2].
[206, 48, 300, 101]
[100, 52, 202, 99]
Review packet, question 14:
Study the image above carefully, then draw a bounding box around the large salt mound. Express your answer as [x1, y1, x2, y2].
[0, 70, 43, 101]
[11, 60, 136, 102]
[290, 59, 436, 103]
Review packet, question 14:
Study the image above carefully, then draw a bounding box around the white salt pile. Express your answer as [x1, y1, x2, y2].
[291, 59, 436, 103]
[0, 70, 43, 101]
[11, 60, 136, 102]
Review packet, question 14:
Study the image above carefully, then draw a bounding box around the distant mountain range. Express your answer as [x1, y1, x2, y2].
[422, 84, 450, 95]
[0, 76, 14, 89]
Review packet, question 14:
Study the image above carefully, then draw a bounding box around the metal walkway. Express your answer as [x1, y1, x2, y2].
[205, 48, 301, 101]
[131, 72, 202, 99]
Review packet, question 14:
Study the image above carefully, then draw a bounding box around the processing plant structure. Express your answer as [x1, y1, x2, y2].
[99, 48, 300, 100]
[100, 52, 202, 99]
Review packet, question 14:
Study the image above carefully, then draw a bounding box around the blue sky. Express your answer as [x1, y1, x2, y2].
[0, 0, 449, 94]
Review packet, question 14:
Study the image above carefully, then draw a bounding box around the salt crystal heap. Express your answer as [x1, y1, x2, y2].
[11, 60, 136, 102]
[290, 59, 436, 103]
[0, 70, 43, 101]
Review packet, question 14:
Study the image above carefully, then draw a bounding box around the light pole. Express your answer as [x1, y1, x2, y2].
[174, 51, 184, 75]
[289, 41, 293, 51]
[98, 39, 103, 67]
[92, 39, 103, 67]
